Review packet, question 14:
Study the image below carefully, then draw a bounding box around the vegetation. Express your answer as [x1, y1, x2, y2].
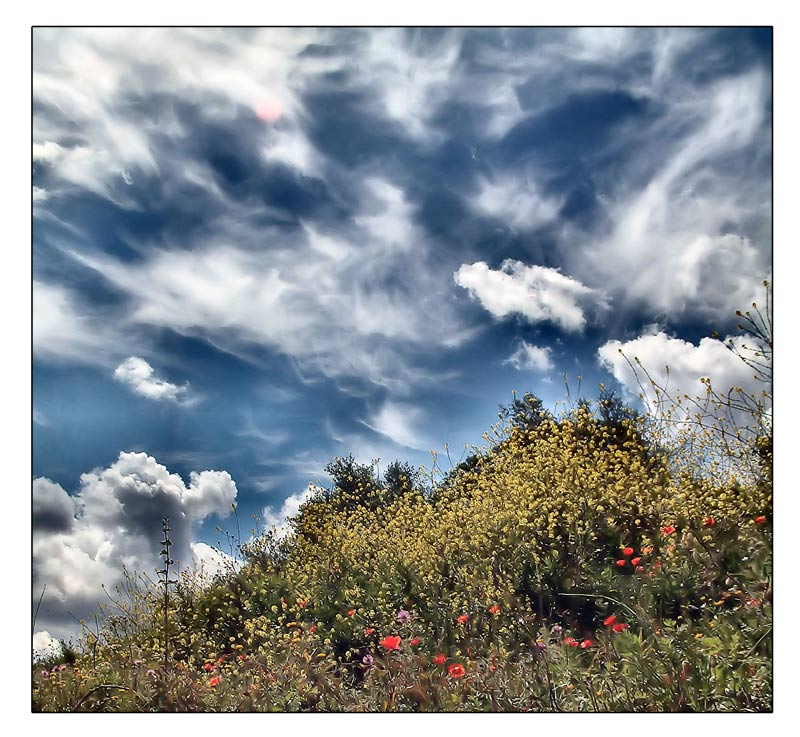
[32, 290, 772, 712]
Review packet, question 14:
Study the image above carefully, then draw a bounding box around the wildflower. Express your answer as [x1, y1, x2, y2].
[580, 639, 593, 649]
[535, 641, 547, 654]
[347, 609, 356, 617]
[622, 547, 634, 556]
[364, 627, 375, 635]
[299, 600, 308, 608]
[611, 623, 629, 633]
[615, 559, 626, 567]
[457, 614, 469, 624]
[448, 663, 466, 678]
[564, 637, 579, 647]
[603, 614, 617, 626]
[203, 662, 214, 672]
[704, 517, 715, 527]
[550, 624, 563, 635]
[488, 604, 501, 615]
[662, 525, 676, 535]
[635, 565, 645, 573]
[433, 653, 446, 665]
[362, 653, 374, 666]
[631, 556, 641, 566]
[410, 638, 421, 646]
[209, 676, 220, 687]
[379, 635, 401, 651]
[755, 516, 766, 525]
[309, 625, 316, 633]
[396, 609, 411, 624]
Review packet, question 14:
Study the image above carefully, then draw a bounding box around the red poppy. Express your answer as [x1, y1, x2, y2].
[615, 559, 627, 567]
[433, 653, 446, 665]
[299, 600, 308, 608]
[755, 516, 766, 525]
[662, 525, 676, 535]
[410, 638, 421, 646]
[564, 637, 579, 647]
[603, 614, 617, 626]
[704, 517, 715, 527]
[364, 627, 374, 635]
[448, 663, 465, 678]
[203, 662, 214, 672]
[347, 609, 356, 616]
[209, 676, 220, 687]
[622, 547, 634, 557]
[309, 625, 316, 633]
[379, 635, 401, 651]
[611, 623, 629, 633]
[488, 604, 501, 615]
[580, 639, 593, 649]
[631, 556, 641, 566]
[239, 654, 247, 662]
[457, 614, 469, 624]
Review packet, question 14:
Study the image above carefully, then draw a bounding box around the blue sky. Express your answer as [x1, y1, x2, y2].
[32, 27, 772, 640]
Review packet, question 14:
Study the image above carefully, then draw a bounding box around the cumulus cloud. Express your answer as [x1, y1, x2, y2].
[190, 542, 240, 580]
[597, 331, 769, 430]
[32, 452, 238, 640]
[455, 260, 606, 332]
[504, 341, 555, 372]
[261, 483, 322, 539]
[33, 631, 64, 662]
[113, 356, 188, 402]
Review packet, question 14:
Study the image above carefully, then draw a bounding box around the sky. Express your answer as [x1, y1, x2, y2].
[31, 27, 772, 643]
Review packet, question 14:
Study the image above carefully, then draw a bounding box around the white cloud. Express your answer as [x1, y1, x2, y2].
[504, 341, 554, 372]
[32, 631, 64, 662]
[32, 452, 238, 640]
[261, 483, 322, 539]
[597, 331, 769, 430]
[455, 260, 606, 332]
[571, 70, 770, 320]
[33, 281, 123, 365]
[113, 356, 188, 402]
[362, 401, 428, 450]
[473, 174, 561, 230]
[190, 542, 240, 580]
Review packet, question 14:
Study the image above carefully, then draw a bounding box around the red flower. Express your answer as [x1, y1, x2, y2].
[309, 625, 316, 633]
[457, 614, 470, 624]
[299, 599, 308, 608]
[209, 676, 220, 687]
[662, 525, 676, 535]
[635, 565, 645, 573]
[615, 559, 627, 567]
[580, 639, 593, 649]
[603, 614, 617, 626]
[433, 653, 446, 665]
[410, 637, 421, 646]
[631, 556, 641, 566]
[564, 637, 579, 647]
[448, 663, 465, 678]
[364, 627, 374, 635]
[488, 604, 501, 615]
[379, 635, 401, 651]
[704, 517, 715, 527]
[203, 662, 214, 672]
[622, 547, 634, 557]
[611, 623, 629, 633]
[755, 516, 766, 525]
[347, 609, 356, 616]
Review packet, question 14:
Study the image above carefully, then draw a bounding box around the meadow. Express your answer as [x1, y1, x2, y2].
[32, 295, 772, 713]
